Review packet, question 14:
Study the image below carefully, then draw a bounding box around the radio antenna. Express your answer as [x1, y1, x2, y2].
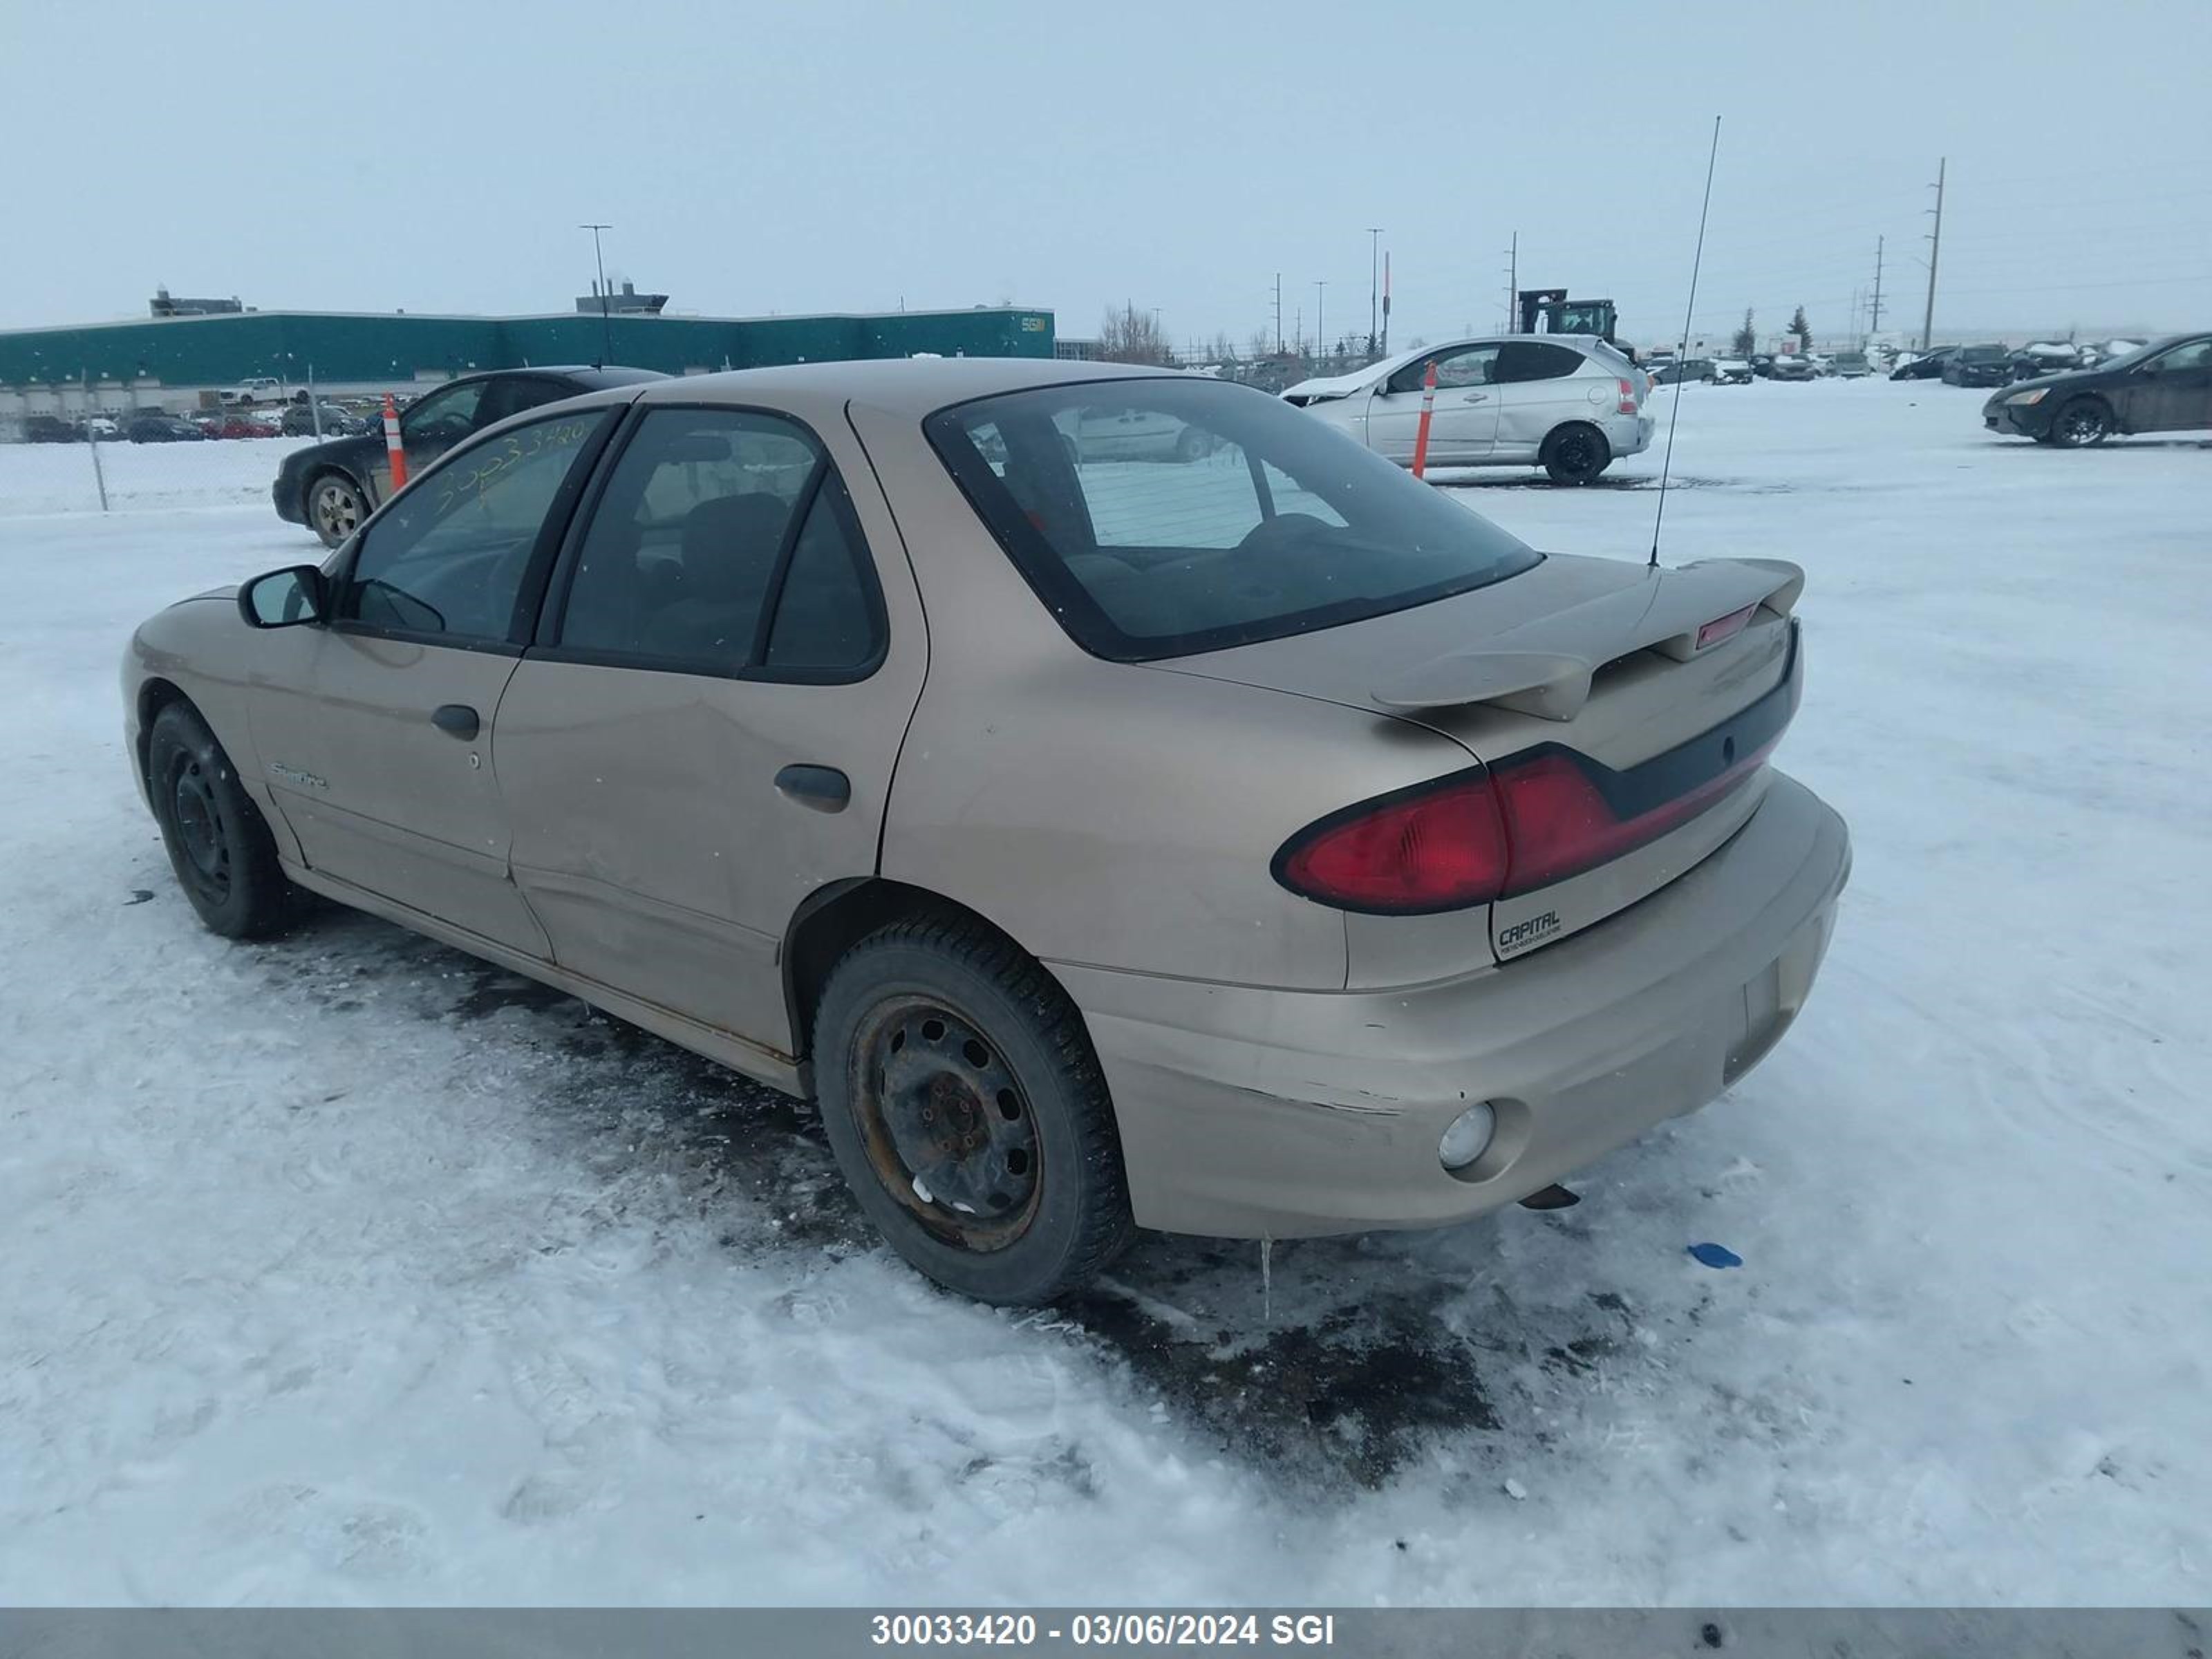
[1649, 115, 1722, 570]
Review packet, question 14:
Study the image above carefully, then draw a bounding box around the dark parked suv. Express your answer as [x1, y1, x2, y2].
[274, 365, 664, 546]
[1984, 332, 2212, 446]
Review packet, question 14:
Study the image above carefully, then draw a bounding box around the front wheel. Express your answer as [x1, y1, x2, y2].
[2050, 397, 2112, 447]
[146, 702, 299, 938]
[812, 916, 1134, 1304]
[306, 471, 366, 547]
[1541, 423, 1613, 485]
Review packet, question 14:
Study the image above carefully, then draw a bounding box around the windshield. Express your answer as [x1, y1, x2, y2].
[2094, 336, 2182, 373]
[926, 377, 1541, 662]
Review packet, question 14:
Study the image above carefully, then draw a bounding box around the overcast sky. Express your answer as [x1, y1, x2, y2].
[3, 0, 2207, 349]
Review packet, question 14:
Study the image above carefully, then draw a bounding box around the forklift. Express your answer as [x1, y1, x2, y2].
[1517, 289, 1621, 346]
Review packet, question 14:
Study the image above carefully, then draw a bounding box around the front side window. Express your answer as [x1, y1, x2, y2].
[1388, 344, 1499, 393]
[927, 377, 1539, 661]
[398, 380, 485, 447]
[556, 406, 882, 677]
[341, 409, 609, 643]
[2150, 339, 2212, 373]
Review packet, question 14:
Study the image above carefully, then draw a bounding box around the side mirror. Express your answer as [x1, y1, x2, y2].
[238, 565, 328, 629]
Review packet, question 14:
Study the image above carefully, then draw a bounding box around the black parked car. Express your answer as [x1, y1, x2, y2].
[1941, 344, 2013, 388]
[1984, 332, 2212, 447]
[273, 365, 665, 547]
[1891, 346, 1958, 381]
[24, 414, 82, 443]
[127, 414, 207, 442]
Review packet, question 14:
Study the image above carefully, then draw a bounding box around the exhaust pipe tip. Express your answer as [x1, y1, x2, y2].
[1519, 1182, 1582, 1211]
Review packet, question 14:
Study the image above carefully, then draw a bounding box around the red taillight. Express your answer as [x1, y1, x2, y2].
[1273, 775, 1510, 913]
[1618, 377, 1639, 414]
[1276, 737, 1778, 914]
[1493, 738, 1779, 894]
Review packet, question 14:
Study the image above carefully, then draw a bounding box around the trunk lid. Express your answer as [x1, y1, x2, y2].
[1156, 553, 1805, 971]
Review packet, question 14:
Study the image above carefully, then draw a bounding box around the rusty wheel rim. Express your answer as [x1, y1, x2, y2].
[853, 997, 1042, 1252]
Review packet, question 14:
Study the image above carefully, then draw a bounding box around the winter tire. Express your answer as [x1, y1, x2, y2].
[1541, 423, 1613, 485]
[813, 915, 1134, 1304]
[2051, 397, 2112, 448]
[147, 702, 299, 939]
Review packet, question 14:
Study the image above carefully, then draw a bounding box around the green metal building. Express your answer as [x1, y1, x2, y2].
[0, 306, 1055, 397]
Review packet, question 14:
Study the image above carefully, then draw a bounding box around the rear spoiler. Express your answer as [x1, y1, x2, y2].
[1373, 558, 1804, 721]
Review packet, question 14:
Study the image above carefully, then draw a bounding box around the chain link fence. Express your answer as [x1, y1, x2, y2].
[1, 397, 384, 520]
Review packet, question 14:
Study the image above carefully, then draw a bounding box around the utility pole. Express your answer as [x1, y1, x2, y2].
[1314, 280, 1327, 364]
[1365, 229, 1382, 355]
[580, 223, 613, 366]
[1505, 232, 1518, 331]
[1869, 235, 1885, 341]
[1380, 251, 1390, 355]
[1920, 160, 1944, 351]
[1273, 272, 1283, 355]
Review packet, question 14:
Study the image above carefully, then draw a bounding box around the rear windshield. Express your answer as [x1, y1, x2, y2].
[1960, 345, 2008, 361]
[924, 377, 1540, 662]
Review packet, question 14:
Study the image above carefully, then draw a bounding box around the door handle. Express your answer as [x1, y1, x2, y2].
[776, 764, 851, 814]
[1461, 392, 1489, 403]
[431, 704, 480, 741]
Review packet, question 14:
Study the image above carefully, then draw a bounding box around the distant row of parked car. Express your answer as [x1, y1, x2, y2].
[1891, 339, 2144, 388]
[17, 398, 382, 444]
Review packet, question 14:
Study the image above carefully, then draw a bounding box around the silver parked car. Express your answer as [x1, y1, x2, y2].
[125, 359, 1848, 1305]
[1281, 335, 1656, 483]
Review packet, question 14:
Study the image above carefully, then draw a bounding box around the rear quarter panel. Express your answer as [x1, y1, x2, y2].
[847, 397, 1474, 991]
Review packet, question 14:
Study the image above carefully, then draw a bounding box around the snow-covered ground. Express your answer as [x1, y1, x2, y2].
[0, 434, 321, 519]
[2, 381, 2208, 1606]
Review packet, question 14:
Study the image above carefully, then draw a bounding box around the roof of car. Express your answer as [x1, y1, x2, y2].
[629, 355, 1189, 418]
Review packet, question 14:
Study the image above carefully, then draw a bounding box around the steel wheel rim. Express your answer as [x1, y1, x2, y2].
[1557, 433, 1597, 475]
[853, 996, 1042, 1252]
[170, 759, 230, 898]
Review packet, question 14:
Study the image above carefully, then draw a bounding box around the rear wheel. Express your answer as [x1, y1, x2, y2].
[147, 703, 298, 938]
[812, 915, 1134, 1304]
[1541, 422, 1612, 485]
[306, 471, 366, 547]
[2051, 397, 2112, 447]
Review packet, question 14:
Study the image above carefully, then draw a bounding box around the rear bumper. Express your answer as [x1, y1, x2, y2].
[1058, 772, 1850, 1239]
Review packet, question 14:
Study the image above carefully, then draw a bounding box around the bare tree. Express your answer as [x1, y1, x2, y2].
[1099, 303, 1173, 366]
[1246, 328, 1274, 362]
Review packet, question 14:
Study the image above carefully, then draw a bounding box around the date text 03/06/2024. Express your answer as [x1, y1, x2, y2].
[871, 1613, 1338, 1647]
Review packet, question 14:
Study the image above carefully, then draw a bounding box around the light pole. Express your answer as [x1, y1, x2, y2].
[580, 222, 613, 366]
[1365, 229, 1382, 355]
[1314, 281, 1327, 366]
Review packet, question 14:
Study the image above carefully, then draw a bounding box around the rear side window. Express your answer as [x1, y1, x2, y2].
[926, 377, 1539, 662]
[554, 406, 883, 678]
[1494, 341, 1587, 383]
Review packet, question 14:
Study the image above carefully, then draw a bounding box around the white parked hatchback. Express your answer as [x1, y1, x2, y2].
[1282, 335, 1653, 484]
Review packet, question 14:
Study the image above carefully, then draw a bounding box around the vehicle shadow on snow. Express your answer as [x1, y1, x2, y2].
[251, 902, 1712, 1494]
